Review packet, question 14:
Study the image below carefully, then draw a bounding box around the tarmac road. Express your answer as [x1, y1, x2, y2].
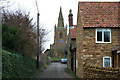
[37, 62, 74, 78]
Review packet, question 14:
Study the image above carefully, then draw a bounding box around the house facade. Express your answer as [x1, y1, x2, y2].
[76, 2, 120, 78]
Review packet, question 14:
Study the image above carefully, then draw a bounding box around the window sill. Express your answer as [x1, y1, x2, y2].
[95, 42, 111, 43]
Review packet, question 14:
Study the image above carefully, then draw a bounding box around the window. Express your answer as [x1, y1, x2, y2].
[96, 29, 111, 43]
[103, 56, 111, 67]
[60, 33, 63, 39]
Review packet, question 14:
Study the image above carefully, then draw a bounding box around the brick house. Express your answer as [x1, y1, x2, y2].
[76, 2, 120, 78]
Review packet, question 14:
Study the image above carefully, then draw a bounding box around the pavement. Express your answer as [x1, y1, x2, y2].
[37, 62, 74, 78]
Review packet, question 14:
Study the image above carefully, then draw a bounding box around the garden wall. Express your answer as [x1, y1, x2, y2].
[83, 63, 120, 78]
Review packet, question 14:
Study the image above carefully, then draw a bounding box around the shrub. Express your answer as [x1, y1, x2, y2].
[2, 24, 26, 54]
[2, 50, 37, 78]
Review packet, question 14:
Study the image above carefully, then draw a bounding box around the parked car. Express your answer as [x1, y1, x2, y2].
[61, 58, 67, 64]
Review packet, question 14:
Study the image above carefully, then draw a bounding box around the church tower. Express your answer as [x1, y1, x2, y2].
[53, 7, 67, 57]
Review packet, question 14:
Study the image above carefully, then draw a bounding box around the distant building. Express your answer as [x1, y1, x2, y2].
[50, 7, 67, 58]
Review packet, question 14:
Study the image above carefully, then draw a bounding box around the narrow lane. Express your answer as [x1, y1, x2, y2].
[37, 62, 74, 78]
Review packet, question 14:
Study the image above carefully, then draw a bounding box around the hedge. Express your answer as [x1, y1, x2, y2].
[2, 50, 37, 78]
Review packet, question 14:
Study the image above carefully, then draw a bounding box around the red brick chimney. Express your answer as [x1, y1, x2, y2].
[68, 9, 73, 27]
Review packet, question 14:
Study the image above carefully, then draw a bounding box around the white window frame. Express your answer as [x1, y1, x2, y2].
[103, 56, 112, 67]
[96, 29, 111, 43]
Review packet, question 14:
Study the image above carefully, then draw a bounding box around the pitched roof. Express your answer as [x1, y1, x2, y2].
[70, 25, 76, 38]
[78, 2, 120, 27]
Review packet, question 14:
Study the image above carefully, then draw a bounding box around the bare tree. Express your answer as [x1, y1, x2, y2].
[0, 0, 15, 11]
[39, 26, 52, 53]
[3, 10, 37, 56]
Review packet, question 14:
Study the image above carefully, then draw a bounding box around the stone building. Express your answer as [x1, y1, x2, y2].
[50, 7, 67, 58]
[76, 2, 120, 78]
[67, 10, 77, 74]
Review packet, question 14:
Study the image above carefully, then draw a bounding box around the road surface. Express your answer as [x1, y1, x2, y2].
[37, 62, 74, 78]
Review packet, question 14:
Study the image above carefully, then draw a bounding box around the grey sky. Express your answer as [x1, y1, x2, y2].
[1, 0, 119, 50]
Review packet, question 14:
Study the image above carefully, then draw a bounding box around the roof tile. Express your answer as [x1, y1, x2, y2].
[79, 2, 120, 27]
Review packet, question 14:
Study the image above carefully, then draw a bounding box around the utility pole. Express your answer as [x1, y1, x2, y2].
[35, 0, 40, 69]
[0, 7, 2, 80]
[37, 13, 40, 69]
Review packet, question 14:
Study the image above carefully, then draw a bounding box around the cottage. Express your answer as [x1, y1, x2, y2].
[75, 2, 120, 78]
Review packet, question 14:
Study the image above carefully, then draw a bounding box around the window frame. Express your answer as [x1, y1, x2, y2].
[103, 56, 112, 67]
[96, 29, 111, 43]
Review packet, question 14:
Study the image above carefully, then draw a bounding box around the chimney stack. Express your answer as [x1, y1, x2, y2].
[68, 9, 73, 27]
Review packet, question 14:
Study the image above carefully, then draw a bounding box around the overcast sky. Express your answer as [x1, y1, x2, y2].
[2, 0, 119, 51]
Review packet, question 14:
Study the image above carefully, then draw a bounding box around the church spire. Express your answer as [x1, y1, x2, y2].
[59, 7, 63, 19]
[58, 7, 64, 27]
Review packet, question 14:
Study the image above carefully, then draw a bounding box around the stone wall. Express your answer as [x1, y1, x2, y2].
[76, 6, 84, 78]
[67, 33, 71, 69]
[83, 28, 120, 67]
[119, 28, 120, 46]
[76, 28, 120, 78]
[67, 48, 71, 69]
[83, 63, 120, 78]
[73, 51, 76, 72]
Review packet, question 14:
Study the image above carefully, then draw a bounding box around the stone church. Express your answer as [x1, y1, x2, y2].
[50, 7, 67, 58]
